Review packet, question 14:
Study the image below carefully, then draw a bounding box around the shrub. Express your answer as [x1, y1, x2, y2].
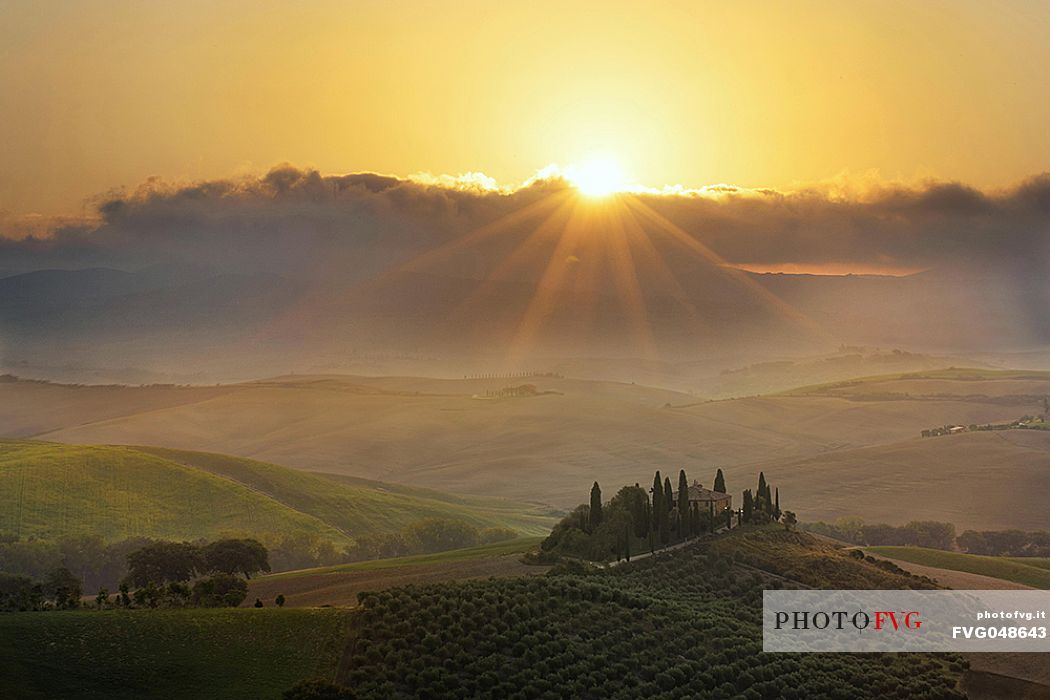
[191, 574, 248, 607]
[282, 679, 357, 699]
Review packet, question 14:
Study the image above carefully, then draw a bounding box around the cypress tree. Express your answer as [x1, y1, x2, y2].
[651, 471, 663, 533]
[645, 500, 654, 553]
[708, 501, 715, 533]
[659, 476, 673, 545]
[677, 470, 689, 538]
[589, 482, 603, 529]
[713, 468, 726, 494]
[774, 487, 781, 520]
[743, 489, 754, 523]
[630, 484, 649, 538]
[757, 472, 768, 512]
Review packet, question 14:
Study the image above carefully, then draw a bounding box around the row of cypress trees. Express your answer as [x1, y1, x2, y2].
[741, 471, 781, 523]
[588, 466, 735, 552]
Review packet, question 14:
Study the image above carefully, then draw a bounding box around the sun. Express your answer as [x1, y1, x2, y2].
[565, 157, 627, 198]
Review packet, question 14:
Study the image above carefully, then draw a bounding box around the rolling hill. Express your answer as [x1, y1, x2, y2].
[0, 526, 972, 699]
[334, 526, 967, 698]
[1, 369, 1048, 529]
[0, 440, 555, 545]
[7, 372, 1038, 513]
[0, 608, 353, 700]
[246, 537, 545, 608]
[755, 429, 1050, 531]
[864, 546, 1050, 589]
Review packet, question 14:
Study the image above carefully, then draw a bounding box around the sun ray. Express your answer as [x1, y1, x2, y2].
[441, 197, 577, 327]
[600, 201, 659, 359]
[622, 195, 833, 340]
[258, 188, 572, 343]
[392, 189, 573, 277]
[615, 198, 709, 333]
[506, 201, 603, 360]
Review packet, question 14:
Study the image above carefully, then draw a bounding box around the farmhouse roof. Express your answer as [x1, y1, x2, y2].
[687, 482, 730, 502]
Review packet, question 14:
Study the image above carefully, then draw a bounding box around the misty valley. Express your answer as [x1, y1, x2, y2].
[5, 2, 1050, 696]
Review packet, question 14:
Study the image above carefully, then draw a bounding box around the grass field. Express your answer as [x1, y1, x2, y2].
[264, 536, 543, 579]
[865, 547, 1050, 589]
[785, 367, 1050, 398]
[0, 608, 353, 700]
[756, 430, 1050, 531]
[248, 537, 546, 607]
[331, 526, 966, 697]
[139, 446, 557, 536]
[8, 373, 1037, 525]
[0, 440, 556, 544]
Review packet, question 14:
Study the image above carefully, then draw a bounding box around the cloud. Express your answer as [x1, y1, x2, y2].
[1, 165, 1048, 281]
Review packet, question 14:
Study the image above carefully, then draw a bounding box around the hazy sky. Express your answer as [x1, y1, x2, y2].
[3, 0, 1050, 217]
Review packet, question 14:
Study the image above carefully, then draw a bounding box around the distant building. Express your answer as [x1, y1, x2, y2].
[688, 480, 732, 511]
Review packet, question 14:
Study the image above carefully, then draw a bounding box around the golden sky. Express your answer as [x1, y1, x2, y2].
[3, 0, 1050, 217]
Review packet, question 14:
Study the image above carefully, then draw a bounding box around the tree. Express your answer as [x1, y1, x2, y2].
[0, 573, 36, 612]
[650, 472, 663, 534]
[902, 521, 956, 550]
[203, 539, 271, 579]
[957, 530, 989, 554]
[275, 594, 286, 608]
[405, 519, 479, 553]
[757, 472, 768, 512]
[773, 488, 781, 520]
[589, 482, 603, 530]
[742, 489, 754, 523]
[282, 679, 357, 700]
[782, 511, 798, 531]
[477, 527, 517, 545]
[713, 469, 726, 494]
[95, 587, 109, 610]
[133, 581, 161, 608]
[192, 574, 248, 608]
[167, 581, 191, 606]
[126, 541, 203, 587]
[626, 484, 649, 538]
[660, 477, 674, 544]
[677, 470, 689, 537]
[45, 567, 81, 609]
[254, 598, 264, 608]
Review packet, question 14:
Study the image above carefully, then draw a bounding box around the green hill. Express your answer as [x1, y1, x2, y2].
[0, 527, 967, 699]
[0, 440, 555, 545]
[865, 546, 1050, 589]
[783, 367, 1050, 398]
[0, 608, 352, 700]
[336, 526, 966, 698]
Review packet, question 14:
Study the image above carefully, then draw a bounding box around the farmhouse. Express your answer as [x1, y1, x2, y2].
[687, 480, 732, 511]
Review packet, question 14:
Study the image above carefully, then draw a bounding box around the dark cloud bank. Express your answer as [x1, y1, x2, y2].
[4, 165, 1049, 277]
[1, 166, 1049, 376]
